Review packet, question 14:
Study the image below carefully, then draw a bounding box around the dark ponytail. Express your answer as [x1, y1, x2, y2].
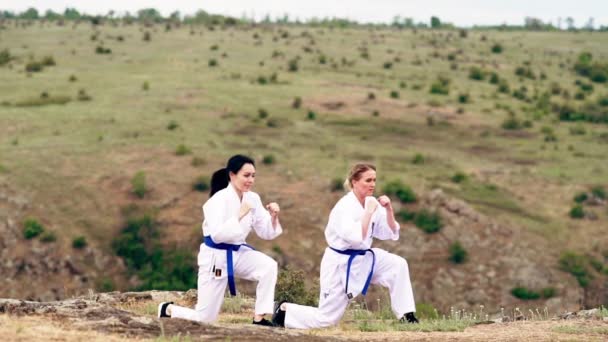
[209, 154, 255, 197]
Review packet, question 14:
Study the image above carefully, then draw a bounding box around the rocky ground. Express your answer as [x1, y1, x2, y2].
[1, 291, 606, 341]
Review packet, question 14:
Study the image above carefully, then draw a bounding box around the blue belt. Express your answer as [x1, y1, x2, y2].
[330, 247, 376, 296]
[204, 236, 255, 296]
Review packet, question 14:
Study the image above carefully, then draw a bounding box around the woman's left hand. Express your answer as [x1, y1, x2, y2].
[377, 195, 392, 209]
[266, 202, 280, 217]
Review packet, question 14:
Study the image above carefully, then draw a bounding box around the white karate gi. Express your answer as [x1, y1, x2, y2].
[284, 191, 415, 329]
[170, 183, 282, 323]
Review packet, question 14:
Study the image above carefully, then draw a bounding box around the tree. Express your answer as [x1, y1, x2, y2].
[44, 10, 61, 20]
[430, 16, 441, 28]
[63, 8, 80, 20]
[585, 17, 594, 31]
[137, 8, 163, 23]
[20, 7, 39, 19]
[566, 17, 575, 30]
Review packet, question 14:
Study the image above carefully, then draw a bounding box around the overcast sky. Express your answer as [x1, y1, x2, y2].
[2, 0, 607, 28]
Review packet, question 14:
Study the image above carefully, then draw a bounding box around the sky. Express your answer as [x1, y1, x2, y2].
[1, 0, 607, 28]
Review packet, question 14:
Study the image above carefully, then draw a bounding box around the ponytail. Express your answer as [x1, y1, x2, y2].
[210, 168, 229, 197]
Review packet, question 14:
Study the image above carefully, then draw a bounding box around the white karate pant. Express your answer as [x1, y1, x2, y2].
[284, 248, 415, 329]
[170, 244, 277, 323]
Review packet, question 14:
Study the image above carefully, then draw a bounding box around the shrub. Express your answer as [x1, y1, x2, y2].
[491, 43, 503, 53]
[256, 75, 267, 85]
[511, 287, 540, 300]
[96, 277, 115, 292]
[415, 303, 439, 320]
[41, 55, 55, 66]
[292, 97, 302, 109]
[330, 177, 344, 192]
[192, 175, 210, 192]
[396, 209, 415, 222]
[368, 92, 376, 100]
[573, 192, 588, 203]
[383, 61, 392, 69]
[262, 154, 275, 165]
[288, 58, 298, 72]
[497, 80, 510, 93]
[372, 110, 379, 117]
[0, 49, 11, 65]
[167, 120, 179, 130]
[266, 118, 279, 127]
[258, 108, 268, 119]
[95, 46, 111, 54]
[143, 31, 151, 41]
[448, 241, 468, 264]
[275, 266, 318, 306]
[76, 89, 91, 101]
[390, 90, 400, 99]
[501, 115, 522, 130]
[208, 58, 218, 67]
[469, 67, 485, 80]
[191, 156, 206, 167]
[569, 204, 585, 219]
[411, 153, 425, 165]
[458, 93, 470, 103]
[23, 218, 44, 239]
[451, 172, 468, 183]
[383, 180, 417, 203]
[131, 171, 147, 198]
[25, 61, 43, 72]
[72, 236, 87, 249]
[414, 209, 442, 233]
[515, 66, 535, 79]
[430, 76, 450, 95]
[541, 287, 556, 298]
[40, 231, 57, 243]
[559, 251, 591, 287]
[591, 186, 606, 200]
[307, 110, 316, 120]
[569, 125, 586, 135]
[175, 144, 192, 156]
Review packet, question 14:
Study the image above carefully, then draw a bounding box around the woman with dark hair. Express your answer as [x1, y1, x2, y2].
[272, 163, 418, 329]
[158, 154, 282, 326]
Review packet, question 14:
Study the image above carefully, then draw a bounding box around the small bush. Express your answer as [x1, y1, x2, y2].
[372, 110, 379, 117]
[131, 171, 147, 198]
[142, 81, 149, 91]
[175, 144, 192, 156]
[430, 76, 450, 95]
[541, 287, 556, 298]
[448, 241, 468, 264]
[569, 125, 586, 135]
[412, 153, 425, 164]
[458, 93, 470, 103]
[330, 177, 344, 192]
[208, 58, 218, 67]
[292, 97, 302, 109]
[96, 277, 115, 292]
[307, 110, 316, 120]
[414, 209, 442, 233]
[383, 180, 417, 203]
[368, 92, 376, 100]
[511, 287, 540, 300]
[275, 266, 318, 306]
[569, 204, 585, 219]
[167, 120, 179, 130]
[288, 58, 298, 72]
[397, 209, 416, 222]
[469, 67, 485, 80]
[491, 43, 503, 54]
[451, 172, 468, 183]
[77, 89, 91, 101]
[192, 175, 210, 192]
[0, 49, 11, 65]
[559, 251, 591, 288]
[72, 236, 87, 249]
[41, 55, 55, 66]
[501, 115, 522, 130]
[262, 154, 275, 165]
[383, 61, 393, 69]
[23, 218, 44, 239]
[25, 61, 43, 72]
[191, 156, 206, 167]
[497, 80, 510, 93]
[143, 31, 151, 41]
[95, 46, 111, 54]
[573, 192, 588, 203]
[258, 108, 268, 119]
[591, 186, 606, 200]
[40, 231, 57, 243]
[390, 90, 400, 99]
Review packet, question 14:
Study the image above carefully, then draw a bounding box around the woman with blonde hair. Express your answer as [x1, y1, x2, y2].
[272, 163, 418, 328]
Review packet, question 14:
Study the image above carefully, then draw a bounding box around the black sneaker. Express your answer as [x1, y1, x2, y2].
[252, 318, 275, 327]
[400, 312, 419, 324]
[272, 300, 287, 327]
[157, 301, 173, 318]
